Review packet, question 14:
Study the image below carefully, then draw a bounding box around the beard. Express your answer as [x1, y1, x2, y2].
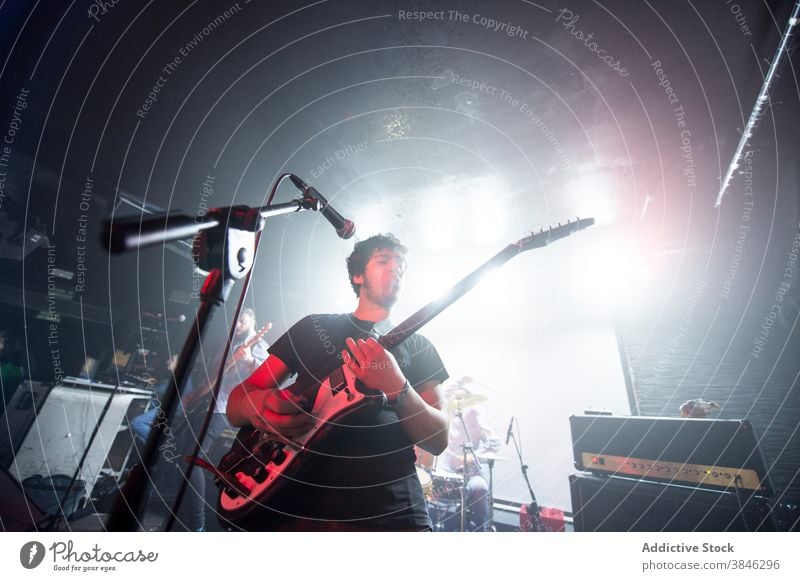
[363, 277, 400, 308]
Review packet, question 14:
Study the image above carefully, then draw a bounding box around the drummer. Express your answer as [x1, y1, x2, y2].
[440, 377, 501, 531]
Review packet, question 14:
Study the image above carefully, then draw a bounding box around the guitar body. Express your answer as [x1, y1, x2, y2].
[216, 364, 385, 528]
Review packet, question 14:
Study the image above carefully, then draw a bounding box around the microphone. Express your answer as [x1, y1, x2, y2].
[289, 175, 355, 239]
[505, 416, 514, 445]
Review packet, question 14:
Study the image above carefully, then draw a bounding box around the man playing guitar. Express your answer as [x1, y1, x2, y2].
[226, 234, 450, 531]
[169, 307, 268, 531]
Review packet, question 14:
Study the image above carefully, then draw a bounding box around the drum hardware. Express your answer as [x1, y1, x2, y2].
[413, 445, 437, 501]
[429, 501, 462, 532]
[427, 472, 463, 531]
[422, 387, 518, 532]
[451, 395, 483, 532]
[451, 375, 493, 391]
[429, 472, 463, 502]
[477, 449, 509, 527]
[415, 461, 464, 530]
[475, 452, 511, 462]
[419, 394, 484, 531]
[480, 453, 499, 531]
[415, 465, 432, 499]
[446, 393, 487, 411]
[436, 388, 507, 531]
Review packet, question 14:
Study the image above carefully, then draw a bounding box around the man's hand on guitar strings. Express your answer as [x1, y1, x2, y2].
[234, 344, 254, 363]
[342, 337, 407, 399]
[246, 388, 313, 438]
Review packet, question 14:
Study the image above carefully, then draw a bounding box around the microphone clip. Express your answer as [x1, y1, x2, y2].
[299, 190, 322, 212]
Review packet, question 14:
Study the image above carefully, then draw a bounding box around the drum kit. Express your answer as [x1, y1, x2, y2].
[414, 388, 511, 532]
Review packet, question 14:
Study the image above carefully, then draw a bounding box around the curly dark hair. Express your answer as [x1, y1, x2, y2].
[346, 233, 408, 297]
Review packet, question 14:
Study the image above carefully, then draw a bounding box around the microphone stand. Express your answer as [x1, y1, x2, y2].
[508, 420, 543, 532]
[452, 397, 481, 532]
[486, 456, 495, 532]
[104, 176, 320, 531]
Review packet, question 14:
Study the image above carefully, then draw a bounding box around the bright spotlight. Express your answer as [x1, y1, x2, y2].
[573, 237, 650, 310]
[566, 169, 618, 225]
[423, 196, 460, 250]
[469, 180, 508, 245]
[354, 203, 391, 235]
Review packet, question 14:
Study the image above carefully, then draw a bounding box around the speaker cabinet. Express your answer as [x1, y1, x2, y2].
[570, 473, 777, 532]
[0, 465, 46, 531]
[6, 382, 150, 497]
[0, 381, 51, 468]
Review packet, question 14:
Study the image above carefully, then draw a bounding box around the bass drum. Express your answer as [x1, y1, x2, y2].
[430, 472, 463, 503]
[427, 472, 465, 531]
[428, 499, 463, 532]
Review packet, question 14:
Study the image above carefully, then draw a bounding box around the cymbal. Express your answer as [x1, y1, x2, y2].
[450, 376, 493, 391]
[475, 451, 511, 462]
[447, 393, 487, 410]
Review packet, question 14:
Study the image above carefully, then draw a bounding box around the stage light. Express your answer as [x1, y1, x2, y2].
[404, 259, 458, 305]
[468, 176, 509, 245]
[565, 167, 619, 225]
[422, 196, 460, 250]
[572, 235, 650, 311]
[353, 203, 391, 235]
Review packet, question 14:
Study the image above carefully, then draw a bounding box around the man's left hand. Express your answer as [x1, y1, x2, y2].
[234, 345, 254, 363]
[342, 337, 406, 399]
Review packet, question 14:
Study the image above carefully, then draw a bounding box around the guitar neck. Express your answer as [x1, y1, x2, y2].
[378, 243, 522, 351]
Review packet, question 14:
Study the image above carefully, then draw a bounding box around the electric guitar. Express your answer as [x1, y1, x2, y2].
[213, 219, 594, 528]
[184, 323, 272, 417]
[222, 323, 272, 376]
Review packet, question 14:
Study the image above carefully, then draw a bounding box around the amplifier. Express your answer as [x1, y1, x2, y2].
[570, 415, 773, 496]
[570, 472, 777, 532]
[0, 381, 51, 468]
[0, 465, 46, 531]
[7, 381, 150, 498]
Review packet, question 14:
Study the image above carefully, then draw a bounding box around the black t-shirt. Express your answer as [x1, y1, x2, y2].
[265, 313, 449, 530]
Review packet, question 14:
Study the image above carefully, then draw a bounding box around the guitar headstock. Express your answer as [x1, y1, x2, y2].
[516, 218, 595, 251]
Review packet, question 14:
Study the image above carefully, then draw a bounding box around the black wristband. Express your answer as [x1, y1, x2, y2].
[388, 380, 411, 407]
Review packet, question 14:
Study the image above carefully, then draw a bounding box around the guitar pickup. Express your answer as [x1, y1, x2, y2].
[235, 471, 258, 493]
[253, 466, 269, 484]
[189, 456, 250, 497]
[272, 449, 287, 465]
